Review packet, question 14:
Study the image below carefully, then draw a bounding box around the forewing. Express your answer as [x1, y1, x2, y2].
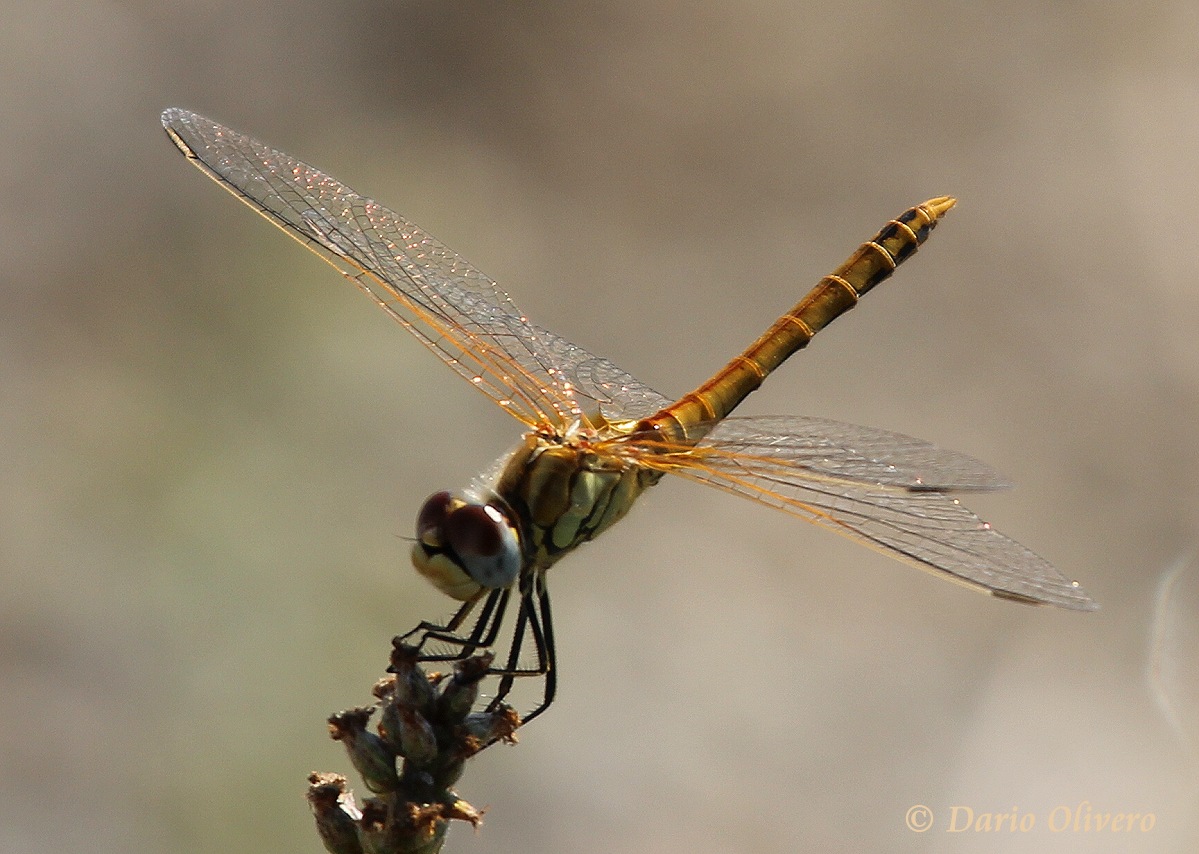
[163, 108, 580, 428]
[531, 323, 673, 421]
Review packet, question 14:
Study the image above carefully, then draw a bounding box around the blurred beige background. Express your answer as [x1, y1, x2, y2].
[3, 2, 1197, 852]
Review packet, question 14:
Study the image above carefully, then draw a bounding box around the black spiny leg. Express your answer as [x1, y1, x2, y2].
[484, 572, 556, 726]
[518, 581, 557, 726]
[486, 586, 531, 709]
[396, 574, 557, 734]
[396, 587, 511, 663]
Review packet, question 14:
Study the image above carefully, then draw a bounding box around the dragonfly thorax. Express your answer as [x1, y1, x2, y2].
[492, 433, 662, 572]
[411, 490, 521, 601]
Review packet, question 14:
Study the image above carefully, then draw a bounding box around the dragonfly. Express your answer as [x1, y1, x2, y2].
[162, 108, 1096, 730]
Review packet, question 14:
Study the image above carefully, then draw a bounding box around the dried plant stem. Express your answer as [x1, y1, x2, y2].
[306, 643, 519, 854]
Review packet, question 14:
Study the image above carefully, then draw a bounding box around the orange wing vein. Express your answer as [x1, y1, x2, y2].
[618, 416, 1097, 610]
[162, 109, 673, 429]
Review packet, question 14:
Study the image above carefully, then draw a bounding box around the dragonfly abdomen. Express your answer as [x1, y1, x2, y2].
[647, 197, 956, 443]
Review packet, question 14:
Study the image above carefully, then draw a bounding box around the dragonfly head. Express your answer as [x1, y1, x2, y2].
[411, 490, 522, 601]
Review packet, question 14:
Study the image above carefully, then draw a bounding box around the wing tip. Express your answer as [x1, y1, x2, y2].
[160, 108, 203, 160]
[991, 586, 1100, 612]
[161, 106, 194, 129]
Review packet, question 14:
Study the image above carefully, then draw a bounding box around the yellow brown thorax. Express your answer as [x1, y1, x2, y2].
[493, 432, 662, 571]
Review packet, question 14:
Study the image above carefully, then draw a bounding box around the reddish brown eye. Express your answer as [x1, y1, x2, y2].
[444, 504, 503, 558]
[416, 491, 453, 541]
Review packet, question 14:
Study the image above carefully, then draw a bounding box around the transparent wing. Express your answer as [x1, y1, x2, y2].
[700, 415, 1012, 491]
[529, 323, 673, 421]
[622, 417, 1096, 610]
[163, 108, 589, 428]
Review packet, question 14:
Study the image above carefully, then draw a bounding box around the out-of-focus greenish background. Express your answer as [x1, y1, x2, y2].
[4, 2, 1197, 852]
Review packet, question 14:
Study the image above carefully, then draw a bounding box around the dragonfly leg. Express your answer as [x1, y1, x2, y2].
[396, 587, 511, 663]
[515, 582, 557, 727]
[484, 574, 557, 727]
[396, 576, 557, 731]
[485, 589, 531, 708]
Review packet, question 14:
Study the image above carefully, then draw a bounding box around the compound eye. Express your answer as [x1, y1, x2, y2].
[416, 491, 454, 543]
[442, 502, 521, 589]
[444, 504, 504, 558]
